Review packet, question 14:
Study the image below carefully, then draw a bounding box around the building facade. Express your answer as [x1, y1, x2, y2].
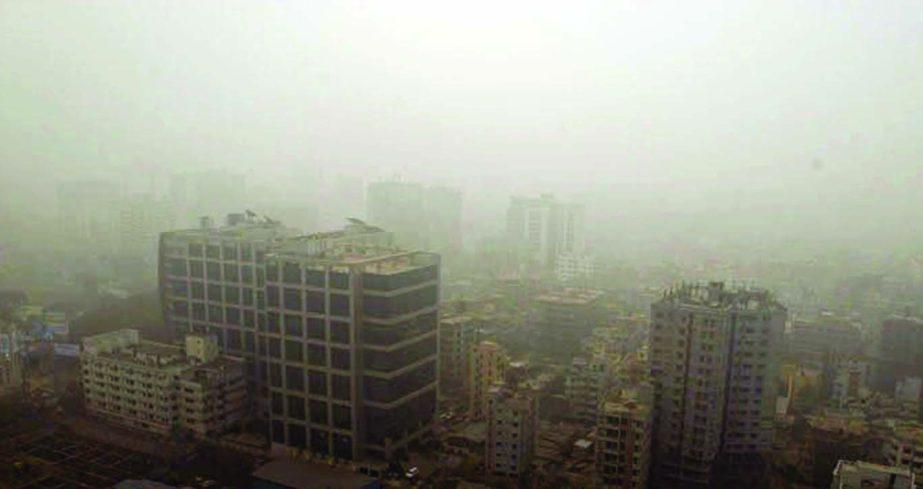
[486, 385, 537, 478]
[506, 194, 585, 270]
[831, 460, 914, 489]
[565, 356, 605, 425]
[883, 422, 923, 481]
[532, 288, 605, 360]
[648, 282, 787, 488]
[597, 386, 653, 489]
[439, 315, 478, 397]
[877, 316, 923, 393]
[469, 341, 509, 420]
[81, 329, 247, 438]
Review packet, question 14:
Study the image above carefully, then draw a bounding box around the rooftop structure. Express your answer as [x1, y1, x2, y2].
[831, 460, 914, 489]
[597, 385, 653, 489]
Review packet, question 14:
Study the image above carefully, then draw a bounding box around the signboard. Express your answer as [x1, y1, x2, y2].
[53, 343, 80, 358]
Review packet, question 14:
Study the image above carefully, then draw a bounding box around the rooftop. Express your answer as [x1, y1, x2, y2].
[252, 459, 377, 489]
[658, 281, 784, 311]
[834, 459, 914, 477]
[536, 288, 603, 306]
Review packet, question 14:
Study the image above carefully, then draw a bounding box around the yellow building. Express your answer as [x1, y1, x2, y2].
[469, 341, 509, 419]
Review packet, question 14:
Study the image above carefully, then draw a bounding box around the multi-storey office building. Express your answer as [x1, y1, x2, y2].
[597, 386, 653, 489]
[469, 341, 509, 420]
[81, 329, 247, 438]
[439, 315, 478, 397]
[648, 282, 786, 488]
[486, 384, 537, 478]
[261, 232, 440, 461]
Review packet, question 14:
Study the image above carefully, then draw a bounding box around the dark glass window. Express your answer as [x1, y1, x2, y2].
[284, 315, 303, 337]
[287, 424, 306, 448]
[245, 331, 255, 352]
[333, 434, 352, 460]
[287, 395, 306, 420]
[310, 430, 329, 455]
[332, 375, 351, 401]
[269, 363, 282, 388]
[241, 265, 254, 283]
[333, 405, 352, 430]
[224, 286, 240, 304]
[207, 284, 222, 302]
[271, 420, 285, 443]
[170, 280, 188, 296]
[362, 285, 437, 318]
[286, 365, 304, 391]
[191, 282, 205, 300]
[206, 245, 221, 259]
[331, 348, 351, 370]
[330, 321, 350, 344]
[330, 272, 349, 290]
[241, 244, 253, 261]
[310, 400, 328, 425]
[285, 340, 303, 362]
[192, 303, 206, 321]
[222, 244, 237, 260]
[190, 261, 204, 278]
[363, 265, 438, 291]
[363, 361, 435, 403]
[168, 259, 187, 277]
[283, 262, 301, 284]
[227, 329, 242, 350]
[268, 338, 281, 358]
[272, 391, 284, 415]
[305, 269, 325, 287]
[308, 344, 327, 367]
[364, 335, 435, 372]
[242, 287, 254, 306]
[363, 312, 437, 346]
[172, 301, 189, 318]
[307, 318, 325, 340]
[266, 264, 279, 282]
[188, 243, 203, 257]
[284, 288, 302, 311]
[206, 261, 222, 281]
[226, 307, 241, 325]
[306, 291, 325, 314]
[265, 312, 280, 334]
[244, 310, 256, 329]
[330, 294, 350, 317]
[308, 371, 327, 396]
[363, 391, 435, 445]
[267, 286, 279, 309]
[207, 305, 223, 323]
[223, 264, 239, 282]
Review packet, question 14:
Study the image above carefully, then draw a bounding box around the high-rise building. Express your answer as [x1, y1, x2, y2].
[486, 384, 537, 478]
[81, 329, 247, 438]
[469, 341, 509, 420]
[506, 194, 585, 270]
[648, 282, 786, 488]
[597, 385, 654, 489]
[877, 316, 923, 393]
[439, 315, 479, 397]
[262, 230, 440, 461]
[831, 460, 915, 489]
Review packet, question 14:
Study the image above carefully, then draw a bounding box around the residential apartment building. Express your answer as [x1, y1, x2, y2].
[828, 356, 872, 409]
[470, 341, 509, 420]
[532, 288, 605, 359]
[831, 460, 915, 489]
[439, 315, 479, 397]
[788, 313, 863, 367]
[81, 329, 247, 438]
[648, 282, 786, 488]
[883, 422, 923, 481]
[486, 385, 537, 478]
[597, 385, 653, 489]
[565, 356, 605, 425]
[877, 316, 923, 393]
[506, 194, 585, 270]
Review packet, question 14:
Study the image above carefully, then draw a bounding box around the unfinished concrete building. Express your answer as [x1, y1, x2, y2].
[597, 385, 653, 489]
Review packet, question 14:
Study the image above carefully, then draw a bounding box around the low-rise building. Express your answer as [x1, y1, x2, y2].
[486, 384, 537, 478]
[597, 385, 653, 489]
[883, 421, 923, 480]
[829, 356, 872, 409]
[81, 329, 247, 438]
[831, 460, 914, 489]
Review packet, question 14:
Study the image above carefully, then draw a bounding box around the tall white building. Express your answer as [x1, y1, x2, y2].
[506, 194, 585, 271]
[648, 282, 786, 488]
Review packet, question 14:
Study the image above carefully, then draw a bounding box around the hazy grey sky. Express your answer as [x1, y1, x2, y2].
[1, 1, 921, 233]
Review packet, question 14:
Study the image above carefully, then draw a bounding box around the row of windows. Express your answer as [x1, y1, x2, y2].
[363, 335, 436, 373]
[363, 265, 438, 292]
[173, 302, 258, 329]
[167, 259, 261, 285]
[171, 282, 258, 307]
[270, 393, 352, 430]
[264, 313, 351, 343]
[266, 287, 351, 316]
[266, 263, 350, 289]
[187, 242, 255, 262]
[270, 421, 353, 459]
[265, 364, 352, 400]
[262, 338, 352, 369]
[362, 312, 437, 346]
[363, 361, 435, 404]
[364, 390, 436, 445]
[362, 285, 437, 319]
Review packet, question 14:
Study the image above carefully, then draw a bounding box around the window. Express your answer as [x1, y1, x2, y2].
[283, 262, 301, 284]
[308, 344, 327, 367]
[222, 244, 237, 260]
[191, 282, 205, 300]
[330, 294, 350, 317]
[285, 315, 303, 337]
[168, 259, 187, 277]
[310, 400, 328, 425]
[206, 245, 221, 259]
[330, 321, 350, 344]
[333, 405, 352, 430]
[330, 272, 349, 289]
[287, 423, 306, 448]
[331, 348, 351, 370]
[268, 338, 281, 359]
[332, 375, 351, 401]
[285, 340, 303, 362]
[242, 287, 253, 306]
[188, 243, 204, 257]
[223, 264, 239, 283]
[284, 288, 302, 311]
[226, 307, 241, 325]
[305, 269, 325, 287]
[227, 329, 242, 350]
[192, 303, 206, 321]
[224, 286, 240, 304]
[307, 318, 325, 340]
[333, 434, 352, 460]
[172, 301, 189, 317]
[306, 291, 325, 313]
[271, 420, 285, 443]
[269, 363, 282, 388]
[207, 305, 223, 323]
[286, 365, 304, 391]
[206, 262, 221, 281]
[266, 286, 279, 309]
[308, 371, 327, 396]
[208, 284, 222, 302]
[310, 429, 329, 455]
[241, 265, 254, 283]
[266, 264, 279, 282]
[241, 244, 252, 261]
[272, 392, 284, 415]
[244, 310, 256, 329]
[265, 312, 280, 334]
[190, 261, 204, 278]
